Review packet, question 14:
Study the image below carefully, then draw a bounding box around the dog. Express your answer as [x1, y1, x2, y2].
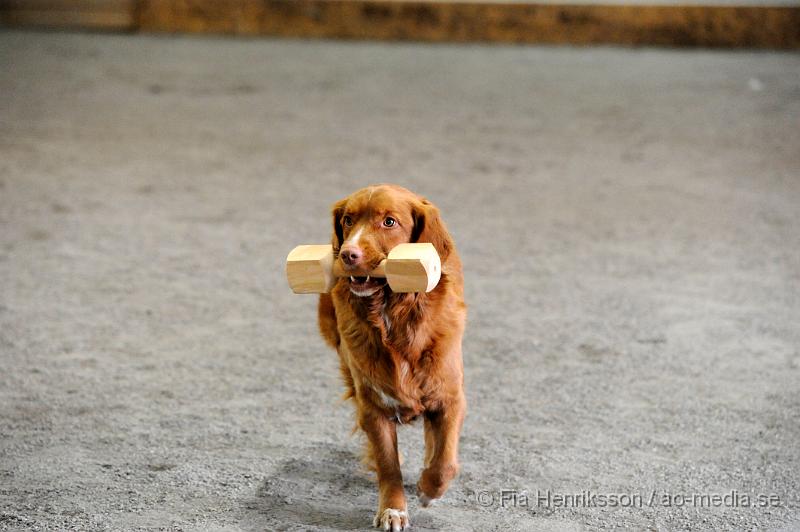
[317, 184, 466, 531]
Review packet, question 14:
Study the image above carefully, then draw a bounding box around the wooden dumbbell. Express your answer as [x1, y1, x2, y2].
[286, 243, 441, 294]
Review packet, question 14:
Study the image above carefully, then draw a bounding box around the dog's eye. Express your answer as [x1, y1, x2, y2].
[383, 217, 396, 228]
[342, 216, 353, 227]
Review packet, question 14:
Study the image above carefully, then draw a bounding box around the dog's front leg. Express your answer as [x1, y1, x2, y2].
[359, 408, 409, 531]
[418, 391, 465, 506]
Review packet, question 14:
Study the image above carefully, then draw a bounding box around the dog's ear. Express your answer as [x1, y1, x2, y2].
[411, 198, 453, 262]
[331, 198, 348, 251]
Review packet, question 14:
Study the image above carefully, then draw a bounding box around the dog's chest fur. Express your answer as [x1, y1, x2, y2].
[334, 286, 436, 415]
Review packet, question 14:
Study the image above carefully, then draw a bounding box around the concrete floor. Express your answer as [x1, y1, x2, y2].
[1, 30, 799, 531]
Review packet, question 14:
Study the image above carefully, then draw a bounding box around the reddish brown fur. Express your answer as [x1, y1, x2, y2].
[317, 184, 466, 528]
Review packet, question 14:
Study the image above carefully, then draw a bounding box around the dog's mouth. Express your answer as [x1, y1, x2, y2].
[348, 275, 386, 296]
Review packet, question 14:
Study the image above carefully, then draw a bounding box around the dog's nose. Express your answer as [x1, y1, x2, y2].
[340, 245, 363, 266]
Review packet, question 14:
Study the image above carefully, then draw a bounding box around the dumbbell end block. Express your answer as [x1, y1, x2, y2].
[386, 243, 441, 293]
[286, 245, 336, 294]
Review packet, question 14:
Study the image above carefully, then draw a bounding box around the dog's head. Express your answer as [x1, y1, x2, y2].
[331, 184, 452, 297]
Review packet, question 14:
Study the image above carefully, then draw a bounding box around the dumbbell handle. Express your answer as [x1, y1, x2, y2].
[332, 259, 386, 278]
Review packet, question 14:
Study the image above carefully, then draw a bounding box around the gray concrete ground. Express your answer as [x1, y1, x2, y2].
[1, 30, 799, 531]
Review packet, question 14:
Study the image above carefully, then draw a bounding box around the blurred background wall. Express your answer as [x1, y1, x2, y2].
[1, 0, 798, 48]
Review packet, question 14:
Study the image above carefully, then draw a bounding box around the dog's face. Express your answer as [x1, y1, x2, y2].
[331, 184, 451, 297]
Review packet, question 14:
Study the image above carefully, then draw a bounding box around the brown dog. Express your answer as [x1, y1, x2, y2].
[317, 184, 466, 531]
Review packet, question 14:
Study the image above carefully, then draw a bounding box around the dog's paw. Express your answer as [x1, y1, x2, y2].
[417, 463, 457, 505]
[418, 491, 438, 508]
[373, 508, 410, 531]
